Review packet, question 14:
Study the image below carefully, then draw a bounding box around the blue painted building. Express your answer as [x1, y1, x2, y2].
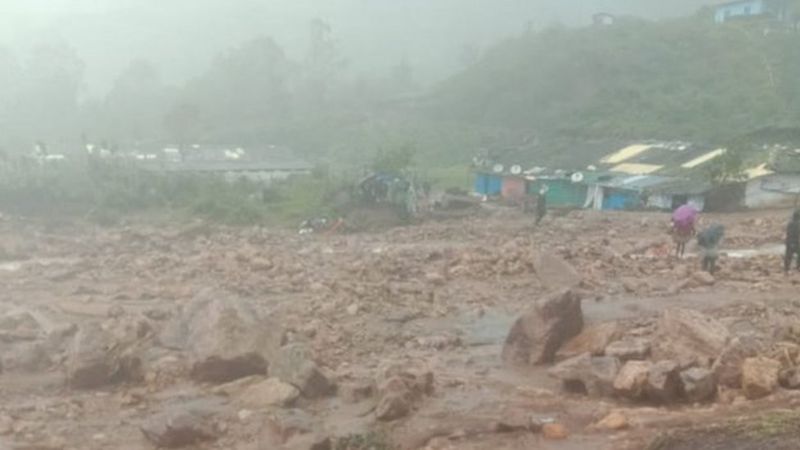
[714, 0, 788, 23]
[474, 172, 503, 196]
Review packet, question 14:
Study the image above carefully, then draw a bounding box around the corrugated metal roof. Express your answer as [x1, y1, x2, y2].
[610, 163, 663, 174]
[681, 149, 726, 169]
[601, 144, 653, 164]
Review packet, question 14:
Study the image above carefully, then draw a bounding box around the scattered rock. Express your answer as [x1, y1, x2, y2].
[594, 412, 629, 431]
[270, 344, 335, 399]
[263, 409, 318, 444]
[646, 360, 682, 403]
[66, 322, 143, 389]
[238, 378, 300, 408]
[502, 289, 583, 365]
[284, 433, 332, 450]
[680, 367, 716, 403]
[548, 353, 620, 397]
[605, 339, 651, 362]
[614, 361, 652, 400]
[560, 322, 620, 358]
[346, 304, 359, 316]
[741, 357, 780, 400]
[712, 336, 766, 389]
[107, 305, 126, 318]
[542, 423, 569, 440]
[375, 394, 410, 421]
[159, 293, 281, 384]
[656, 309, 731, 367]
[339, 379, 375, 403]
[692, 271, 715, 286]
[140, 409, 217, 448]
[375, 370, 434, 421]
[779, 367, 800, 389]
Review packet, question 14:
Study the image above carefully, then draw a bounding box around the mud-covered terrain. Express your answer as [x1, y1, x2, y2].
[0, 208, 799, 450]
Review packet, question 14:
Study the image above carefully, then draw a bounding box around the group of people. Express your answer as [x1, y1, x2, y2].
[671, 205, 800, 274]
[671, 204, 725, 273]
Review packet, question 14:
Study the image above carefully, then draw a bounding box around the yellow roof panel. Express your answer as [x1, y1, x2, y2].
[610, 163, 663, 175]
[681, 148, 726, 169]
[601, 144, 653, 164]
[744, 163, 773, 180]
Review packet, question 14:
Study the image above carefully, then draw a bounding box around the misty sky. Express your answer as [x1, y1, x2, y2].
[0, 0, 708, 95]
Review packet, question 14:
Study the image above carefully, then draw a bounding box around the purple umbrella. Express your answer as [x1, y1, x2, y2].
[672, 205, 698, 229]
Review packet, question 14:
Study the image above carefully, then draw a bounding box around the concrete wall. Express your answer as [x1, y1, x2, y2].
[744, 174, 800, 208]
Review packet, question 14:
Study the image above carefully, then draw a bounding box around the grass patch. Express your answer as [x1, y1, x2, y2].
[335, 431, 395, 450]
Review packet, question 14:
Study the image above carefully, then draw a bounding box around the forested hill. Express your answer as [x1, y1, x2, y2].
[430, 16, 800, 144]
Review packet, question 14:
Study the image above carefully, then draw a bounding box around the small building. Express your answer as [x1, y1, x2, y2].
[713, 0, 789, 23]
[473, 172, 503, 197]
[593, 13, 617, 26]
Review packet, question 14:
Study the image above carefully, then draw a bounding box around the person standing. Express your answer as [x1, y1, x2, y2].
[697, 224, 725, 273]
[785, 210, 800, 273]
[671, 204, 697, 258]
[536, 185, 549, 225]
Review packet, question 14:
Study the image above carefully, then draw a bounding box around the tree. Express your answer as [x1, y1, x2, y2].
[302, 19, 347, 108]
[164, 102, 202, 149]
[103, 59, 171, 142]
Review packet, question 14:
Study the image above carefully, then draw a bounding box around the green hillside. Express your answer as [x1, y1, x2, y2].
[430, 16, 800, 144]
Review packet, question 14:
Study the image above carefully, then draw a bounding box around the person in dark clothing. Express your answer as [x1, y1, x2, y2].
[536, 185, 548, 225]
[697, 224, 725, 273]
[785, 210, 800, 273]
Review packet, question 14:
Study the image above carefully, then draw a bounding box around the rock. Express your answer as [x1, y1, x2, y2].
[238, 378, 300, 408]
[741, 357, 781, 400]
[605, 339, 651, 362]
[339, 380, 375, 403]
[656, 309, 731, 367]
[375, 370, 434, 421]
[692, 271, 715, 286]
[284, 433, 332, 450]
[548, 353, 620, 397]
[263, 409, 318, 444]
[646, 360, 682, 403]
[502, 289, 583, 365]
[779, 367, 800, 389]
[614, 361, 652, 400]
[140, 410, 217, 448]
[542, 423, 569, 440]
[159, 293, 282, 384]
[5, 341, 52, 372]
[346, 304, 359, 316]
[560, 322, 620, 358]
[712, 336, 766, 389]
[270, 344, 335, 398]
[594, 412, 629, 431]
[107, 305, 126, 318]
[66, 322, 143, 389]
[680, 368, 716, 403]
[375, 394, 410, 421]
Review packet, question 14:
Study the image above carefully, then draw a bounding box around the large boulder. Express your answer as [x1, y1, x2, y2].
[548, 353, 620, 397]
[560, 322, 621, 358]
[159, 292, 283, 384]
[270, 344, 335, 399]
[655, 309, 731, 367]
[238, 378, 300, 408]
[503, 289, 583, 365]
[66, 322, 143, 389]
[680, 367, 716, 403]
[534, 254, 582, 291]
[614, 361, 652, 400]
[742, 357, 781, 400]
[712, 336, 766, 389]
[646, 360, 682, 403]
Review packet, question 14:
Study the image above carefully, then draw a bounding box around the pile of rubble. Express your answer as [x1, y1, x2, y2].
[503, 288, 800, 406]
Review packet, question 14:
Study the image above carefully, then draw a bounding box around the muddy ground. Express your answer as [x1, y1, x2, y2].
[0, 207, 799, 449]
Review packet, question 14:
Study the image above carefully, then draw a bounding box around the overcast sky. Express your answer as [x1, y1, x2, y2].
[0, 0, 708, 95]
